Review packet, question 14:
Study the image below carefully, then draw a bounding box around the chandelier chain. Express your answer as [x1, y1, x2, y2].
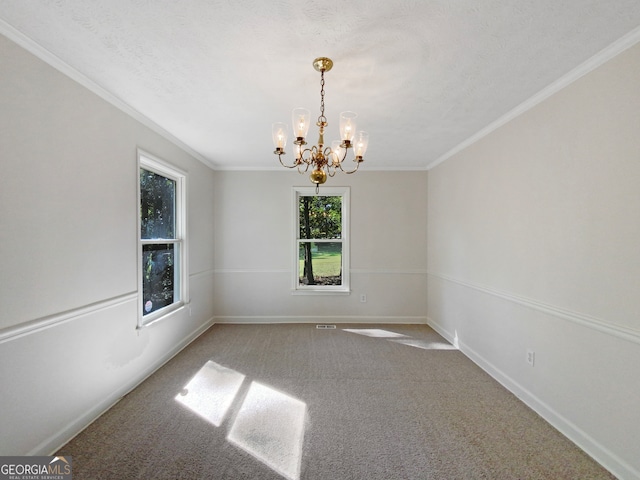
[318, 69, 326, 124]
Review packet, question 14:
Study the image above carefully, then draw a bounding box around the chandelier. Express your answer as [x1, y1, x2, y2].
[272, 57, 369, 191]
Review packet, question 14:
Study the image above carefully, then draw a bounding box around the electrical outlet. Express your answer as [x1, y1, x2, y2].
[526, 349, 535, 367]
[360, 294, 367, 303]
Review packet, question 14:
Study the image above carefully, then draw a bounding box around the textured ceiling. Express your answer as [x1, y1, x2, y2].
[1, 1, 640, 170]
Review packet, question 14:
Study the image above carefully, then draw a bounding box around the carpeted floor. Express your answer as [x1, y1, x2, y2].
[57, 324, 616, 479]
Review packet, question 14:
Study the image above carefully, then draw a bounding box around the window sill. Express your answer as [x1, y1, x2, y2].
[291, 289, 351, 296]
[137, 301, 186, 329]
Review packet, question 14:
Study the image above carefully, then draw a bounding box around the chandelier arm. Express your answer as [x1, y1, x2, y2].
[296, 147, 312, 166]
[340, 146, 349, 163]
[322, 146, 334, 166]
[277, 153, 299, 169]
[297, 157, 311, 173]
[337, 156, 363, 174]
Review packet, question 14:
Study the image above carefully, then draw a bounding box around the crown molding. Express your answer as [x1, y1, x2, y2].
[427, 25, 640, 171]
[214, 165, 429, 172]
[0, 19, 217, 171]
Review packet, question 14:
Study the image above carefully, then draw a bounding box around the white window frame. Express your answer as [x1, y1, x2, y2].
[292, 186, 350, 295]
[137, 150, 189, 327]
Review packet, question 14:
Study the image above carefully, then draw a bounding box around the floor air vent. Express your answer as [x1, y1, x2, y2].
[316, 324, 337, 329]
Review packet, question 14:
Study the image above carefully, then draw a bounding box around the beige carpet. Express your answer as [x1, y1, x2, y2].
[57, 324, 615, 479]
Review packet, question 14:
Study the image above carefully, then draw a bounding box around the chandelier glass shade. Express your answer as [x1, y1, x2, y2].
[273, 57, 368, 190]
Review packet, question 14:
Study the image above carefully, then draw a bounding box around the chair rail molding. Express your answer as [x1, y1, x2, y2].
[428, 271, 640, 345]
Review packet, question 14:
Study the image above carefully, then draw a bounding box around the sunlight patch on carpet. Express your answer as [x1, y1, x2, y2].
[342, 328, 408, 338]
[227, 381, 306, 480]
[343, 328, 456, 350]
[390, 338, 457, 350]
[175, 361, 245, 427]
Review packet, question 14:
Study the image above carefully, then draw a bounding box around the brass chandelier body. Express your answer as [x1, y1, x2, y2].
[273, 57, 369, 191]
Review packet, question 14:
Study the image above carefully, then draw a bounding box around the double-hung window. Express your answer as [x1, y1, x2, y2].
[138, 151, 187, 325]
[293, 186, 350, 294]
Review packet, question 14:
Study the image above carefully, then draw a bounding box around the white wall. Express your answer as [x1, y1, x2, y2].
[0, 34, 216, 455]
[427, 42, 640, 479]
[212, 170, 428, 323]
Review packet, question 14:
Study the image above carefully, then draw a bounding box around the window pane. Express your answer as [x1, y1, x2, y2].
[140, 168, 176, 239]
[299, 196, 342, 239]
[142, 243, 175, 315]
[298, 242, 342, 286]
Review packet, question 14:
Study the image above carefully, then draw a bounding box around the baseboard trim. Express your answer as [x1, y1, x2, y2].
[427, 316, 639, 480]
[212, 269, 427, 275]
[32, 316, 215, 456]
[213, 315, 427, 325]
[428, 272, 640, 345]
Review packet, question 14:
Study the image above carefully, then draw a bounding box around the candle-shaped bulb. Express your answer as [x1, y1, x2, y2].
[272, 123, 288, 150]
[292, 108, 310, 139]
[354, 131, 369, 158]
[339, 111, 357, 143]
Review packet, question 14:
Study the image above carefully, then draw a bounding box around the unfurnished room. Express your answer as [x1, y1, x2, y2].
[1, 1, 639, 479]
